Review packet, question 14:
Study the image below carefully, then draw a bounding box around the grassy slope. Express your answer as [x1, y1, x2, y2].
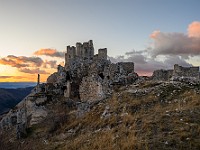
[0, 81, 200, 150]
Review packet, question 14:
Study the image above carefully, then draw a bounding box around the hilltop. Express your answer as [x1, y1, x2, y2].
[0, 80, 200, 150]
[0, 40, 199, 150]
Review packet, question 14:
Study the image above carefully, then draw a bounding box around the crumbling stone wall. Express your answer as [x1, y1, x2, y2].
[103, 62, 135, 84]
[152, 64, 200, 81]
[117, 62, 134, 74]
[47, 41, 137, 103]
[152, 70, 173, 81]
[65, 40, 94, 69]
[98, 48, 107, 60]
[173, 64, 199, 79]
[79, 76, 106, 102]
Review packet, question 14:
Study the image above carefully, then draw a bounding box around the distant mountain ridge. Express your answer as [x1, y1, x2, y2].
[0, 86, 34, 114]
[0, 82, 36, 89]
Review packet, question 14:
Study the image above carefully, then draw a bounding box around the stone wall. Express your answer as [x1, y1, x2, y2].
[152, 70, 173, 81]
[98, 48, 107, 60]
[47, 41, 137, 103]
[103, 62, 135, 84]
[173, 64, 199, 79]
[65, 46, 76, 68]
[65, 40, 95, 69]
[79, 76, 106, 102]
[152, 64, 200, 81]
[117, 62, 134, 74]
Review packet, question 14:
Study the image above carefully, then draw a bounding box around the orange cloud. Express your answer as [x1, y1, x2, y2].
[0, 75, 35, 82]
[150, 30, 160, 39]
[19, 68, 49, 74]
[150, 21, 200, 57]
[0, 55, 43, 68]
[0, 76, 13, 79]
[42, 60, 57, 68]
[188, 21, 200, 38]
[34, 49, 65, 58]
[0, 55, 58, 82]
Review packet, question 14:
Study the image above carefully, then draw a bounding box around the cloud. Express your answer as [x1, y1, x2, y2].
[150, 30, 160, 39]
[150, 21, 200, 57]
[0, 76, 32, 79]
[19, 68, 49, 74]
[0, 76, 12, 79]
[188, 21, 200, 38]
[0, 55, 43, 68]
[109, 50, 192, 76]
[125, 50, 147, 64]
[164, 56, 192, 68]
[43, 60, 57, 68]
[106, 22, 200, 76]
[109, 50, 147, 64]
[34, 49, 65, 58]
[0, 54, 59, 77]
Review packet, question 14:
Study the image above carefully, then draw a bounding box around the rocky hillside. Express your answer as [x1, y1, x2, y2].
[0, 80, 199, 150]
[0, 87, 34, 115]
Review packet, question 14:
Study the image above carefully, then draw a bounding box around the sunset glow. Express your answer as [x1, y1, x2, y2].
[0, 0, 200, 82]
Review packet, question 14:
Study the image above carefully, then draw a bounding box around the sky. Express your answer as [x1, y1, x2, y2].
[0, 0, 200, 82]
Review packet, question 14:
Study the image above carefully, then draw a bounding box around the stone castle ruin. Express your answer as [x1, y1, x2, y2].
[1, 40, 200, 139]
[0, 40, 137, 136]
[47, 40, 137, 102]
[152, 64, 200, 81]
[65, 40, 107, 69]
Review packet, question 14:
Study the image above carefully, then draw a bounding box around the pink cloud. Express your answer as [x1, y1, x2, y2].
[150, 21, 200, 57]
[150, 30, 160, 39]
[34, 49, 65, 58]
[188, 21, 200, 38]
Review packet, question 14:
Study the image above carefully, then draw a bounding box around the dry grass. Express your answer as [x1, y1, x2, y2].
[1, 81, 200, 150]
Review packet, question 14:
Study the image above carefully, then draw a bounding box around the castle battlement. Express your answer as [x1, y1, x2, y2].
[65, 40, 107, 69]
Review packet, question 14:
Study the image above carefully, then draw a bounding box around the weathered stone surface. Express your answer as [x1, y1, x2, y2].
[173, 64, 199, 79]
[152, 64, 200, 81]
[152, 70, 173, 81]
[79, 75, 106, 102]
[47, 72, 58, 83]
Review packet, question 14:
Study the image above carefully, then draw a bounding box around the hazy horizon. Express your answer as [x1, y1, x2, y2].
[0, 82, 37, 89]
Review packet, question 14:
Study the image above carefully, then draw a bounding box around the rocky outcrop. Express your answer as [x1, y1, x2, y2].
[47, 72, 58, 83]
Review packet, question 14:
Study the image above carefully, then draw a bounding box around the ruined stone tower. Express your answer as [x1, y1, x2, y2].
[65, 40, 95, 69]
[98, 48, 107, 60]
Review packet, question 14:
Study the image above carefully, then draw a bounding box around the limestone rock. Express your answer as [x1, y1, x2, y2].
[47, 72, 58, 83]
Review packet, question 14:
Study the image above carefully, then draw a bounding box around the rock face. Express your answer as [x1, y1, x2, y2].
[0, 92, 48, 138]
